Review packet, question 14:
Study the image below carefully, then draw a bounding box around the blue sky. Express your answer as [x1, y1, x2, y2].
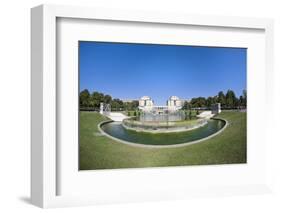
[79, 41, 246, 105]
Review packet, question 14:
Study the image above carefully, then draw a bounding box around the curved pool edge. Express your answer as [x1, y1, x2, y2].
[98, 118, 228, 149]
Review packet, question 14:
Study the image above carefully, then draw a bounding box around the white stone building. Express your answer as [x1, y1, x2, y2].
[167, 96, 183, 110]
[138, 96, 183, 113]
[138, 96, 154, 111]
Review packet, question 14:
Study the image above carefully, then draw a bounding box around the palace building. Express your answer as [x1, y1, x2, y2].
[139, 96, 183, 113]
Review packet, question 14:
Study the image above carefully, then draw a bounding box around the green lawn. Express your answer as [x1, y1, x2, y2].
[79, 111, 246, 170]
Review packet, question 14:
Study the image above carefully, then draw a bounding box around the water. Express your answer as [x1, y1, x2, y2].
[101, 119, 225, 145]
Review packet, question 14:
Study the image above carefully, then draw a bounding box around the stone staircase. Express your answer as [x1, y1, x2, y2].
[103, 112, 128, 122]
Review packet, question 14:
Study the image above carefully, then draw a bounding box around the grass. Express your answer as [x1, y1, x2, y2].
[79, 111, 246, 170]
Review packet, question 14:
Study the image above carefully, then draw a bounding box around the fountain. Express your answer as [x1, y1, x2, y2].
[122, 96, 207, 133]
[99, 96, 226, 146]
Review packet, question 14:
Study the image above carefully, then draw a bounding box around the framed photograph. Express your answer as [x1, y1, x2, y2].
[31, 4, 274, 208]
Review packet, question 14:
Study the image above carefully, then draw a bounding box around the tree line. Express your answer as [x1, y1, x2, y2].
[182, 89, 247, 110]
[80, 89, 247, 111]
[79, 90, 138, 111]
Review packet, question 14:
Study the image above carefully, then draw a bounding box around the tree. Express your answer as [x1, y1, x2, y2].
[217, 91, 226, 107]
[104, 95, 112, 104]
[189, 110, 192, 120]
[190, 97, 206, 108]
[123, 100, 139, 111]
[79, 89, 90, 107]
[238, 95, 244, 108]
[182, 101, 190, 110]
[111, 99, 124, 111]
[242, 89, 247, 107]
[184, 110, 187, 120]
[131, 101, 139, 110]
[89, 91, 105, 108]
[206, 96, 215, 108]
[225, 90, 238, 108]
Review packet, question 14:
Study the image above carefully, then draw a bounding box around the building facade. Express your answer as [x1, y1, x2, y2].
[139, 96, 183, 113]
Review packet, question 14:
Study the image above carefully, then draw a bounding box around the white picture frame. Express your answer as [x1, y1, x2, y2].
[31, 4, 274, 208]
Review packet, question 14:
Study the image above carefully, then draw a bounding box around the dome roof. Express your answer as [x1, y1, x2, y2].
[140, 96, 151, 100]
[169, 96, 180, 101]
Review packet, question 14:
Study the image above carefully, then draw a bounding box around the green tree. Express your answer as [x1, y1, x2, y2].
[239, 95, 244, 107]
[182, 101, 190, 110]
[206, 96, 215, 108]
[79, 89, 90, 107]
[217, 91, 226, 107]
[189, 110, 192, 120]
[225, 90, 238, 108]
[131, 101, 139, 110]
[190, 97, 206, 108]
[242, 89, 247, 107]
[184, 110, 188, 120]
[111, 99, 124, 111]
[88, 92, 105, 109]
[104, 95, 112, 104]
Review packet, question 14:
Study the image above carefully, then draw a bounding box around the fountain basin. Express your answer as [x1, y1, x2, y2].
[99, 118, 227, 147]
